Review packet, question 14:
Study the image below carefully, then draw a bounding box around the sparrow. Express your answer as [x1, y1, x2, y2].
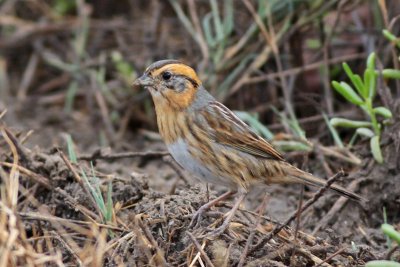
[134, 59, 364, 237]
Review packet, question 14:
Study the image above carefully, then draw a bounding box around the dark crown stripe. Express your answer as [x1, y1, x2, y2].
[146, 59, 183, 73]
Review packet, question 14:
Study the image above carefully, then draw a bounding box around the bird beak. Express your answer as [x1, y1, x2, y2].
[133, 74, 153, 89]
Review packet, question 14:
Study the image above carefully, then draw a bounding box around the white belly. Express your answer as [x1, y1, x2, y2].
[167, 139, 235, 188]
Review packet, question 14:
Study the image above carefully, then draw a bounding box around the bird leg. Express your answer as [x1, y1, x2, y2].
[205, 192, 247, 238]
[189, 190, 235, 229]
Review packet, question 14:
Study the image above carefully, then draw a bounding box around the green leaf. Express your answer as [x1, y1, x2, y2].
[383, 29, 400, 49]
[382, 69, 400, 79]
[382, 223, 400, 244]
[364, 69, 376, 99]
[383, 29, 397, 42]
[356, 127, 374, 138]
[331, 81, 363, 105]
[330, 118, 372, 128]
[374, 107, 392, 119]
[273, 140, 312, 152]
[367, 52, 376, 71]
[366, 260, 400, 267]
[342, 63, 367, 98]
[370, 136, 383, 163]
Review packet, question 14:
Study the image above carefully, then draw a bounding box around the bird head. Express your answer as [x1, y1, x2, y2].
[134, 60, 202, 111]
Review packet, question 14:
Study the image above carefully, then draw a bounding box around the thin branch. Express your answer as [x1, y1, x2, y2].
[78, 149, 169, 161]
[250, 171, 345, 254]
[187, 232, 215, 267]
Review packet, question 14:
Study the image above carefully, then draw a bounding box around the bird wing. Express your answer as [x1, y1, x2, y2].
[198, 101, 284, 161]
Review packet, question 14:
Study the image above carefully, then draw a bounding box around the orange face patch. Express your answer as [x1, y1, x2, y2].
[161, 83, 196, 110]
[151, 64, 201, 86]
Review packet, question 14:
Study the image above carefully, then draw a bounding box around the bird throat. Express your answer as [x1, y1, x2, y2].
[155, 107, 188, 145]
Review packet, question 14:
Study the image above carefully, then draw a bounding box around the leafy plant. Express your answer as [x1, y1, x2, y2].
[81, 164, 114, 225]
[169, 0, 297, 99]
[329, 52, 397, 163]
[66, 135, 114, 236]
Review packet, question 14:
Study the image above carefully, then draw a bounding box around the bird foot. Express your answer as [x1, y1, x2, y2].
[189, 205, 208, 229]
[189, 190, 235, 229]
[203, 219, 230, 239]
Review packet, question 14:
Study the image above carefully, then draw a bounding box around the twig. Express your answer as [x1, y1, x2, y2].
[54, 187, 100, 221]
[187, 232, 215, 267]
[312, 178, 362, 235]
[245, 53, 366, 85]
[294, 186, 304, 241]
[295, 246, 332, 267]
[0, 109, 7, 120]
[19, 211, 125, 232]
[2, 127, 30, 163]
[136, 216, 169, 267]
[320, 0, 347, 114]
[314, 247, 346, 267]
[17, 52, 39, 101]
[241, 0, 295, 120]
[237, 194, 269, 267]
[0, 162, 52, 189]
[187, 0, 209, 74]
[250, 171, 345, 254]
[386, 245, 399, 260]
[78, 149, 169, 161]
[252, 243, 294, 264]
[94, 88, 116, 144]
[51, 230, 83, 267]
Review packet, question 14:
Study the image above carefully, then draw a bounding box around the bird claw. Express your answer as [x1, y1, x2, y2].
[189, 206, 207, 229]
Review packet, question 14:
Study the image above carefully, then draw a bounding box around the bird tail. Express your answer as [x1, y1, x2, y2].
[282, 163, 365, 202]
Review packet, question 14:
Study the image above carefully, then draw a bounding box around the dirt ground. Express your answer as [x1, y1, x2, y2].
[1, 93, 399, 266]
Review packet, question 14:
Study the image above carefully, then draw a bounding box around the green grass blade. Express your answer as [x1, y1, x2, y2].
[64, 81, 79, 113]
[210, 0, 223, 40]
[81, 169, 106, 217]
[169, 0, 196, 41]
[223, 0, 234, 35]
[66, 134, 77, 164]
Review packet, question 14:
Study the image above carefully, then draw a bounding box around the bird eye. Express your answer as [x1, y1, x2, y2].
[162, 71, 172, 81]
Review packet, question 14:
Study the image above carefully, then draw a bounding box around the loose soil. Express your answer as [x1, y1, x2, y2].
[1, 101, 399, 266]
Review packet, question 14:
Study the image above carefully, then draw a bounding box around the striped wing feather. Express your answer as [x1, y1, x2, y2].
[201, 101, 284, 161]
